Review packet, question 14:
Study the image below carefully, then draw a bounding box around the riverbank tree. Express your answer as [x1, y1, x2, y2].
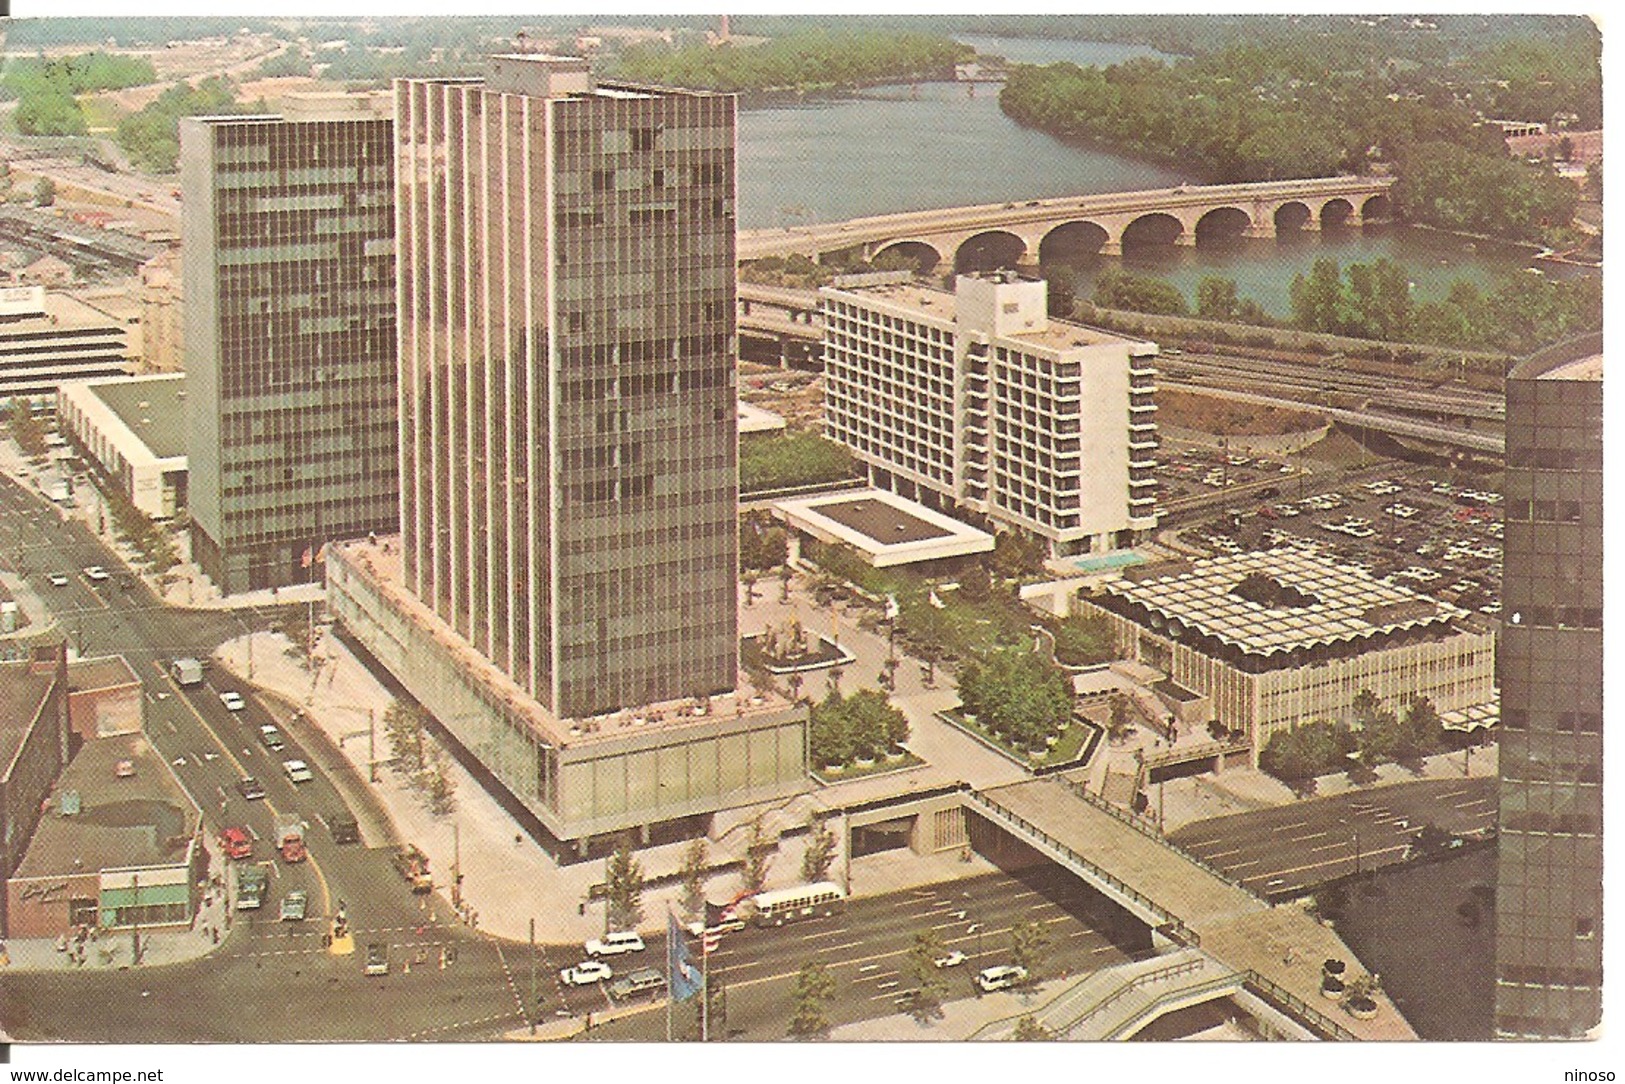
[610, 30, 971, 94]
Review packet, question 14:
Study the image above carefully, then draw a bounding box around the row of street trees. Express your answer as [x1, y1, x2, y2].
[381, 700, 458, 815]
[1259, 691, 1448, 787]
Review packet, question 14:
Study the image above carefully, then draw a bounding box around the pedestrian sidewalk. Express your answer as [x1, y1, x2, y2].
[209, 624, 993, 947]
[1, 838, 234, 973]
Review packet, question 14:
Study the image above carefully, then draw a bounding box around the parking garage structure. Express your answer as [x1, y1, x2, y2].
[1075, 549, 1496, 763]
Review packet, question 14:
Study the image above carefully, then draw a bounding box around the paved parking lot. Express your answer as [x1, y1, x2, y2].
[1179, 461, 1504, 617]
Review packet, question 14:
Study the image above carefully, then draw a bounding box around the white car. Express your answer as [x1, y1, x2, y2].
[47, 572, 69, 587]
[933, 950, 968, 969]
[82, 565, 110, 582]
[585, 931, 646, 957]
[976, 964, 1029, 992]
[219, 691, 246, 712]
[282, 759, 314, 784]
[560, 960, 613, 986]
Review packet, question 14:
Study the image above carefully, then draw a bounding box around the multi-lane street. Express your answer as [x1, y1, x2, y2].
[1168, 777, 1497, 899]
[586, 865, 1147, 1041]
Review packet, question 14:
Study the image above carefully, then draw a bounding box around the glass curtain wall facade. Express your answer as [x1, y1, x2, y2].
[396, 57, 738, 721]
[1494, 339, 1603, 1039]
[180, 115, 398, 595]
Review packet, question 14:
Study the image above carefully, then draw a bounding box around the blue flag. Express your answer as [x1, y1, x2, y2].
[668, 911, 701, 1002]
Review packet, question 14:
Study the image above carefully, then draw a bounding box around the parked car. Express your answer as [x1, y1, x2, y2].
[976, 964, 1029, 993]
[82, 565, 110, 583]
[585, 931, 645, 957]
[282, 759, 313, 784]
[236, 776, 267, 801]
[258, 725, 286, 751]
[219, 690, 246, 712]
[47, 572, 69, 587]
[933, 950, 968, 969]
[560, 960, 613, 986]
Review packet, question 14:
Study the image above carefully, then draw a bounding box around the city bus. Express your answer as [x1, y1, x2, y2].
[746, 881, 846, 928]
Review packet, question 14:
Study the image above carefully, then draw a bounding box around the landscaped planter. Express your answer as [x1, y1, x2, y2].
[1322, 958, 1347, 978]
[1346, 997, 1379, 1020]
[1320, 977, 1346, 1000]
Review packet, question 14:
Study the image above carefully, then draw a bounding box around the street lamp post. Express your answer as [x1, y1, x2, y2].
[529, 917, 537, 1036]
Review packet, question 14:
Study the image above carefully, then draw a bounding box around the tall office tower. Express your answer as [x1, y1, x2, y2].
[395, 55, 738, 721]
[181, 112, 398, 595]
[820, 271, 1157, 558]
[1494, 336, 1603, 1039]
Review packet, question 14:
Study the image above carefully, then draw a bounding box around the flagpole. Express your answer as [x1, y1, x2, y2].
[701, 937, 710, 1043]
[665, 909, 673, 1043]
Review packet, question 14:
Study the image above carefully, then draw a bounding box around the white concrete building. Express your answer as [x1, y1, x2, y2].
[1077, 549, 1497, 761]
[820, 272, 1158, 558]
[56, 373, 188, 519]
[0, 286, 130, 404]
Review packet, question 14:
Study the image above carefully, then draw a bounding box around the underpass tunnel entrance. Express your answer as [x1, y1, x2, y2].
[965, 807, 1156, 957]
[1193, 206, 1252, 247]
[955, 230, 1027, 274]
[1038, 220, 1110, 265]
[872, 240, 942, 275]
[1319, 198, 1355, 232]
[851, 815, 915, 858]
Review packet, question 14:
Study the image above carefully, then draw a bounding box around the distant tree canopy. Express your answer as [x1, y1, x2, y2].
[116, 77, 260, 173]
[609, 30, 972, 93]
[999, 23, 1597, 246]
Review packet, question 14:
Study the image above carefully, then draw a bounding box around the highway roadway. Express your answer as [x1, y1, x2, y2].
[1167, 777, 1497, 900]
[584, 864, 1147, 1041]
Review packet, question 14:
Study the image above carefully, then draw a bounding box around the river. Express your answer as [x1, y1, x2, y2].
[735, 35, 1550, 318]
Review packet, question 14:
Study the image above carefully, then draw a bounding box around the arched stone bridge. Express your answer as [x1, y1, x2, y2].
[739, 175, 1397, 270]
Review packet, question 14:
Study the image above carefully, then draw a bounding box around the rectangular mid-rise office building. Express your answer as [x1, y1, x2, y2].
[395, 55, 738, 721]
[1494, 336, 1603, 1040]
[181, 112, 399, 594]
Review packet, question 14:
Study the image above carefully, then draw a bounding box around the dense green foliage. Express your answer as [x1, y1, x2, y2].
[1048, 610, 1116, 668]
[957, 648, 1073, 751]
[739, 432, 857, 494]
[739, 511, 790, 572]
[1260, 692, 1450, 786]
[255, 50, 317, 79]
[116, 78, 261, 174]
[1093, 269, 1189, 316]
[999, 25, 1593, 245]
[609, 30, 971, 93]
[5, 52, 158, 137]
[1, 52, 156, 97]
[7, 402, 48, 459]
[809, 688, 908, 766]
[1288, 257, 1601, 355]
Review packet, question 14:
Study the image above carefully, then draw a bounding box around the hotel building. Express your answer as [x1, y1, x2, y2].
[819, 271, 1158, 558]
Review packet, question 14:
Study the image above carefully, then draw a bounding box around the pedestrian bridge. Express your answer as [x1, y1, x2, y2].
[739, 176, 1397, 269]
[965, 778, 1417, 1039]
